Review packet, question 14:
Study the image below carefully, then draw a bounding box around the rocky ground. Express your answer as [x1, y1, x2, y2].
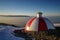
[10, 26, 60, 40]
[26, 30, 60, 40]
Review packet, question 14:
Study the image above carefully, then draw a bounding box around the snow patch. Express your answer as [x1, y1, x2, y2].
[0, 25, 24, 40]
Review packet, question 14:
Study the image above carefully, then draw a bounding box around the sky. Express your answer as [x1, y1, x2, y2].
[0, 0, 60, 16]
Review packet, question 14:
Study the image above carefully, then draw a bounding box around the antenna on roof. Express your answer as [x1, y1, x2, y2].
[37, 12, 43, 18]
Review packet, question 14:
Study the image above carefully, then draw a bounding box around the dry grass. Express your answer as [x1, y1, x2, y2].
[26, 31, 60, 40]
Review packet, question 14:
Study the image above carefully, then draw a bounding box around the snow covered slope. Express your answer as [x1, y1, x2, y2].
[0, 25, 24, 40]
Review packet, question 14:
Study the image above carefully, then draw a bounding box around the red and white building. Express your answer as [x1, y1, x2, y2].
[25, 12, 55, 32]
